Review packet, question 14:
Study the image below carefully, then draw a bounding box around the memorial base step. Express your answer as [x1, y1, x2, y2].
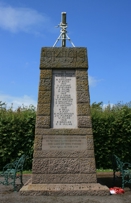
[20, 181, 110, 196]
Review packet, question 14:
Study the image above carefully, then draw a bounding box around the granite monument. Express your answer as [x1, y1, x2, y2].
[20, 13, 109, 196]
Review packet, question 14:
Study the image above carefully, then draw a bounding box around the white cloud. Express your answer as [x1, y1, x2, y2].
[102, 103, 115, 109]
[0, 93, 37, 110]
[89, 75, 100, 87]
[0, 4, 49, 33]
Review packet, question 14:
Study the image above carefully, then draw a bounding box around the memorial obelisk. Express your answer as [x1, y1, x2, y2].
[20, 12, 109, 195]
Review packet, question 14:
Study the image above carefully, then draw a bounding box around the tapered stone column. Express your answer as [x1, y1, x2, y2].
[20, 47, 109, 195]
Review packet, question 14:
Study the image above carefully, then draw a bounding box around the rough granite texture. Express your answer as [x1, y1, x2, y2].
[76, 78, 88, 91]
[36, 116, 50, 128]
[20, 183, 110, 196]
[40, 47, 88, 69]
[78, 116, 92, 128]
[40, 69, 52, 79]
[32, 174, 97, 184]
[77, 103, 90, 116]
[32, 158, 96, 174]
[33, 149, 95, 158]
[77, 91, 90, 103]
[76, 69, 88, 79]
[38, 91, 51, 104]
[20, 47, 109, 195]
[37, 104, 50, 116]
[39, 79, 52, 91]
[35, 128, 93, 135]
[33, 135, 42, 150]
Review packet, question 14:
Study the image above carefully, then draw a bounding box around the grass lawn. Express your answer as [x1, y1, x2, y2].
[22, 169, 113, 174]
[96, 169, 113, 172]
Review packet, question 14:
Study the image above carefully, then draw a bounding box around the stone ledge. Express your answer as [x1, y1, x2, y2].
[33, 149, 95, 158]
[35, 128, 93, 135]
[20, 183, 109, 196]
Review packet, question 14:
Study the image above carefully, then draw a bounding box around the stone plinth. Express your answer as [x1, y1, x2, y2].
[20, 47, 109, 195]
[20, 183, 109, 196]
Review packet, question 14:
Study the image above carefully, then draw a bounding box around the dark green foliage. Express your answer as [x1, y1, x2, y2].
[91, 102, 131, 169]
[0, 102, 36, 170]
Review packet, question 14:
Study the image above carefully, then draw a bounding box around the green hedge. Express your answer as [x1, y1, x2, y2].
[91, 102, 131, 169]
[0, 102, 36, 170]
[0, 101, 131, 170]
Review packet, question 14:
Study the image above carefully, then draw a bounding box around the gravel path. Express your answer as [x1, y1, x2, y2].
[0, 175, 131, 203]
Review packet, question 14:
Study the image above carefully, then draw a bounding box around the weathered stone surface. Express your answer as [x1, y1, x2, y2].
[78, 116, 92, 128]
[38, 91, 51, 104]
[33, 149, 95, 158]
[86, 138, 94, 150]
[37, 104, 50, 116]
[76, 69, 88, 79]
[49, 158, 80, 174]
[80, 158, 96, 173]
[34, 135, 42, 150]
[32, 158, 49, 174]
[77, 91, 90, 103]
[39, 79, 51, 91]
[76, 79, 88, 91]
[40, 69, 52, 79]
[22, 47, 100, 196]
[40, 47, 88, 69]
[20, 183, 110, 196]
[36, 116, 50, 128]
[35, 128, 93, 135]
[77, 103, 90, 116]
[32, 174, 97, 184]
[32, 157, 96, 175]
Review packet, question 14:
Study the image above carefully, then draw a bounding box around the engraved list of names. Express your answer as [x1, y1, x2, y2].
[51, 70, 77, 128]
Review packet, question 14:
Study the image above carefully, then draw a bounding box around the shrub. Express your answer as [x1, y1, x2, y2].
[0, 102, 36, 170]
[91, 102, 131, 169]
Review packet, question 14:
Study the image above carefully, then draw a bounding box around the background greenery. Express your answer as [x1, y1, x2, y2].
[0, 102, 36, 170]
[91, 101, 131, 169]
[0, 101, 131, 170]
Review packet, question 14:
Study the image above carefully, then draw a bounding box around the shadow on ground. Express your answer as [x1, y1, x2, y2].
[0, 175, 131, 203]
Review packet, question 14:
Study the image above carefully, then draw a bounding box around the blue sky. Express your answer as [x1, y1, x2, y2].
[0, 0, 131, 109]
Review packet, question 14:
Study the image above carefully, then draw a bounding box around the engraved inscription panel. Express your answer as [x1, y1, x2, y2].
[42, 135, 87, 150]
[41, 49, 85, 63]
[40, 48, 88, 68]
[51, 70, 77, 128]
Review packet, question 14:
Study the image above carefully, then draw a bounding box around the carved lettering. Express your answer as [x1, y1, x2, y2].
[78, 50, 85, 63]
[42, 135, 87, 150]
[55, 50, 62, 58]
[51, 70, 77, 128]
[68, 50, 74, 63]
[41, 49, 85, 63]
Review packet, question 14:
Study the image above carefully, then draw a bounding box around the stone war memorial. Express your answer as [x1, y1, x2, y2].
[20, 12, 109, 195]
